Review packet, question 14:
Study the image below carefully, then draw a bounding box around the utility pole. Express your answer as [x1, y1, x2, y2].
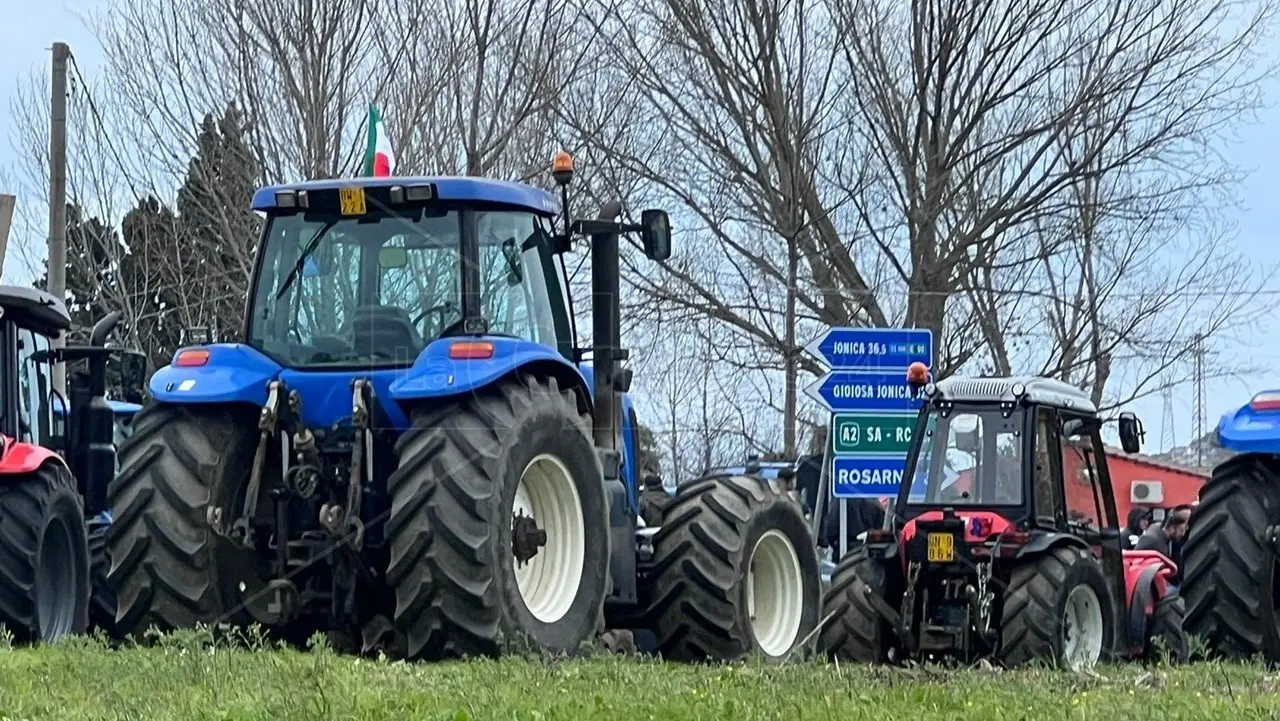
[1160, 381, 1176, 452]
[48, 41, 70, 395]
[1192, 334, 1207, 468]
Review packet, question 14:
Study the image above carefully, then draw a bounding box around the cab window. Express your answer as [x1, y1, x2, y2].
[15, 328, 52, 445]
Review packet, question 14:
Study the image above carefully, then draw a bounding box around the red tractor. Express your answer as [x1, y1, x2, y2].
[0, 285, 145, 641]
[820, 373, 1187, 670]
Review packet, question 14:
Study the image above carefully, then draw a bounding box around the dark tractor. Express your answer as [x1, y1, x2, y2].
[105, 156, 822, 661]
[820, 374, 1188, 670]
[0, 285, 146, 641]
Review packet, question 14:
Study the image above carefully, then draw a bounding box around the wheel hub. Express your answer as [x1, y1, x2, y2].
[512, 510, 547, 566]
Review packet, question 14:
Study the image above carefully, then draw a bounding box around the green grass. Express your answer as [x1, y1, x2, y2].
[0, 630, 1278, 720]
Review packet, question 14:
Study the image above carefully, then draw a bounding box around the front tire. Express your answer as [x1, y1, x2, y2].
[1182, 454, 1280, 661]
[648, 474, 821, 662]
[0, 460, 90, 643]
[819, 545, 890, 662]
[999, 546, 1115, 671]
[106, 403, 256, 636]
[386, 375, 610, 660]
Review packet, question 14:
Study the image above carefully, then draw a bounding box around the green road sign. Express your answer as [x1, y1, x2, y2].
[832, 412, 916, 456]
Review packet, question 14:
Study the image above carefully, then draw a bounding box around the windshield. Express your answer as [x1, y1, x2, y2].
[248, 206, 565, 367]
[907, 408, 1025, 506]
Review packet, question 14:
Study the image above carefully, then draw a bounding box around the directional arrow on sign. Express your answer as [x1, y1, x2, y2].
[804, 327, 933, 370]
[804, 370, 921, 413]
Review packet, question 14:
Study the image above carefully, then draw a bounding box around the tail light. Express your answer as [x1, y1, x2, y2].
[998, 531, 1031, 545]
[865, 529, 895, 544]
[174, 349, 210, 367]
[448, 341, 494, 360]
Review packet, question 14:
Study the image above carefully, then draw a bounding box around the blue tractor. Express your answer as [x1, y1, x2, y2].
[1181, 391, 1280, 662]
[105, 155, 822, 661]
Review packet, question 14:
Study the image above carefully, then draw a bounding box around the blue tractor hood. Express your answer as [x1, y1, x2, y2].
[1217, 390, 1280, 454]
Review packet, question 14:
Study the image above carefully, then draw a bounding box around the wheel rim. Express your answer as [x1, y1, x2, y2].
[36, 516, 77, 641]
[512, 453, 585, 624]
[747, 529, 806, 657]
[1061, 584, 1104, 671]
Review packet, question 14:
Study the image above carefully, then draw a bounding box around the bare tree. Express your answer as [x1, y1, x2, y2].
[571, 0, 1275, 465]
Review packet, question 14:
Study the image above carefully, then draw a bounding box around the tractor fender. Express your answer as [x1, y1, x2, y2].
[148, 343, 281, 406]
[389, 337, 591, 412]
[1122, 550, 1175, 647]
[1014, 532, 1091, 560]
[1217, 397, 1280, 454]
[0, 436, 68, 476]
[1126, 563, 1165, 649]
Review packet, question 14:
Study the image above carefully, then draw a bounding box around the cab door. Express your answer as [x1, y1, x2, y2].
[1060, 411, 1127, 646]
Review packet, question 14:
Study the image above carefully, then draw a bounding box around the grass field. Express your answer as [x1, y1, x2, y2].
[0, 630, 1277, 720]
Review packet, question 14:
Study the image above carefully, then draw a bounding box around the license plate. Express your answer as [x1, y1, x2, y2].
[927, 533, 955, 563]
[339, 187, 366, 215]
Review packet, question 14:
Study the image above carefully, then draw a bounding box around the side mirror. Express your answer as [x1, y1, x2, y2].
[639, 209, 671, 261]
[181, 327, 212, 346]
[1118, 412, 1144, 454]
[116, 351, 149, 402]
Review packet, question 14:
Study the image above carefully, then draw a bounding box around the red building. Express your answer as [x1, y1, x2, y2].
[1061, 443, 1207, 527]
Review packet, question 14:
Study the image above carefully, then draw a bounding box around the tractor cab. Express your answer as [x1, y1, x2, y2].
[0, 285, 68, 448]
[820, 374, 1185, 671]
[893, 376, 1139, 537]
[242, 180, 572, 371]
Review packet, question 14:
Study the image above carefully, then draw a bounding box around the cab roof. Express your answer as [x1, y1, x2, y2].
[932, 375, 1096, 414]
[251, 176, 558, 216]
[0, 285, 71, 338]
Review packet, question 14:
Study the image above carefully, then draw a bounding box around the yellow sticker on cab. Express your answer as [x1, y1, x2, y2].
[339, 187, 366, 216]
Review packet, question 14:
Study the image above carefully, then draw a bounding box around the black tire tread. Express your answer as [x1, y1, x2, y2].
[999, 546, 1104, 669]
[1147, 592, 1190, 663]
[0, 459, 88, 642]
[819, 545, 888, 662]
[386, 375, 597, 660]
[105, 403, 240, 635]
[87, 516, 114, 634]
[648, 474, 816, 662]
[1181, 454, 1280, 660]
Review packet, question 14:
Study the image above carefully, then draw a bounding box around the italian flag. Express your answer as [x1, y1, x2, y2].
[363, 104, 395, 177]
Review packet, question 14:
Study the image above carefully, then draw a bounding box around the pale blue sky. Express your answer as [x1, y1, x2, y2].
[2, 0, 1279, 453]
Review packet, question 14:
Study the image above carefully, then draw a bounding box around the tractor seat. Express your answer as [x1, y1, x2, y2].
[351, 305, 422, 361]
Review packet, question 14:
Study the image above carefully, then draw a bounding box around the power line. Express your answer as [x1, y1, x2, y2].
[66, 51, 145, 205]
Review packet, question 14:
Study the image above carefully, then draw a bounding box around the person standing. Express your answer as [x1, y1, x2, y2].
[1122, 507, 1151, 550]
[1135, 511, 1190, 570]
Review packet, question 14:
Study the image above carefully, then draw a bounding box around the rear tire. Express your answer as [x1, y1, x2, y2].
[387, 375, 610, 660]
[648, 474, 821, 662]
[1146, 592, 1189, 663]
[819, 545, 890, 662]
[1181, 454, 1280, 661]
[106, 403, 256, 636]
[999, 546, 1114, 671]
[87, 514, 115, 635]
[0, 460, 90, 643]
